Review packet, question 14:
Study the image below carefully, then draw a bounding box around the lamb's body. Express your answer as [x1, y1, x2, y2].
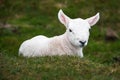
[19, 9, 100, 57]
[19, 33, 82, 57]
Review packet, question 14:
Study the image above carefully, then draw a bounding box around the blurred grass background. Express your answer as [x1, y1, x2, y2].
[0, 0, 120, 80]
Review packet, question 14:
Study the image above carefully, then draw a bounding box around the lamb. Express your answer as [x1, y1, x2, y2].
[19, 9, 100, 57]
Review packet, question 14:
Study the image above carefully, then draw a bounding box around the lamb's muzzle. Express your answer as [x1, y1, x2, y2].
[79, 41, 86, 47]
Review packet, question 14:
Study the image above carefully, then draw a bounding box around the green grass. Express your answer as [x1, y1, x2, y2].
[0, 0, 120, 80]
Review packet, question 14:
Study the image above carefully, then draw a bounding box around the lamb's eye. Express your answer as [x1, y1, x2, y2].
[69, 29, 72, 32]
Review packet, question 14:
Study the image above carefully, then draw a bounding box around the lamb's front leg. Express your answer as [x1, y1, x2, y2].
[77, 48, 84, 58]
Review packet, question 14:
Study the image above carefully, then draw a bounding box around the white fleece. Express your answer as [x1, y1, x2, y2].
[19, 33, 82, 57]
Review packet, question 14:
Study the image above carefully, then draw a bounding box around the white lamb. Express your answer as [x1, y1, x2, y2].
[19, 9, 100, 57]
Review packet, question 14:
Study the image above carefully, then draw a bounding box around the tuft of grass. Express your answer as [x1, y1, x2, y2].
[0, 54, 119, 80]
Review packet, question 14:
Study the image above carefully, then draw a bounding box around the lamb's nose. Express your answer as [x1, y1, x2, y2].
[79, 41, 86, 46]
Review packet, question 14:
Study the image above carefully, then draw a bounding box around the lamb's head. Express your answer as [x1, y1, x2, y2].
[58, 9, 100, 47]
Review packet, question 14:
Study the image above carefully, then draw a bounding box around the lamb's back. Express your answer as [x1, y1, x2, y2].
[19, 35, 49, 57]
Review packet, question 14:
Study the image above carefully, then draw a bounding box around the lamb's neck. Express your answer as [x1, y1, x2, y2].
[61, 33, 80, 54]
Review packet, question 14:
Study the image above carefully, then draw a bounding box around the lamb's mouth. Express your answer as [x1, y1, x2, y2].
[80, 45, 84, 48]
[80, 44, 86, 47]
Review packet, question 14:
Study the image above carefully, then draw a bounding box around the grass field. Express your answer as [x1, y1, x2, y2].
[0, 0, 120, 80]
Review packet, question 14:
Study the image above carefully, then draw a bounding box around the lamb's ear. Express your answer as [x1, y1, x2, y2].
[86, 13, 100, 26]
[58, 9, 70, 27]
